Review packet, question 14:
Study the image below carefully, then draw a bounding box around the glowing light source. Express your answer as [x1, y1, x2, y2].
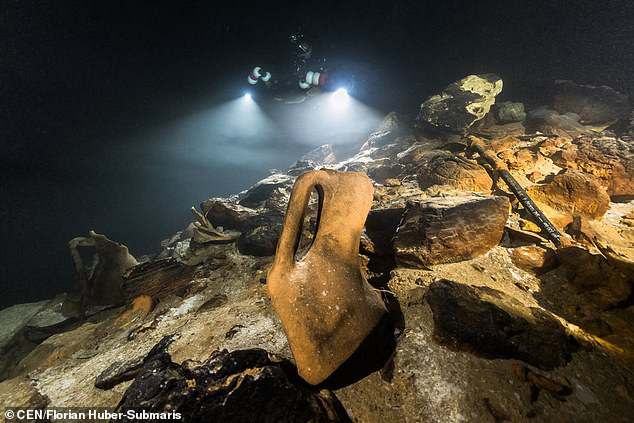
[330, 88, 349, 108]
[244, 92, 253, 100]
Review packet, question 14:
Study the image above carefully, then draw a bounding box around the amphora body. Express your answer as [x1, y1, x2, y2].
[267, 170, 387, 385]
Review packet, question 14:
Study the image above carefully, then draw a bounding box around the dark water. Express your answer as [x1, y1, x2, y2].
[2, 0, 633, 308]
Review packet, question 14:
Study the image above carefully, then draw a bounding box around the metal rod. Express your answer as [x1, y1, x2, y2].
[467, 136, 562, 246]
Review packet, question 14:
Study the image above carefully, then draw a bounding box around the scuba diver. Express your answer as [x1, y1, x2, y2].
[246, 28, 354, 103]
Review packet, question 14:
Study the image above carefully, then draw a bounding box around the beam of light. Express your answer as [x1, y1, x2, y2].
[146, 95, 287, 169]
[264, 91, 385, 149]
[330, 88, 349, 108]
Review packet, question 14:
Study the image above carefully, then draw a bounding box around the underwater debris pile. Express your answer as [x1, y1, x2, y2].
[1, 75, 633, 422]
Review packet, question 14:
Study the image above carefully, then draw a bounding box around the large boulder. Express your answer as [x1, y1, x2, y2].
[526, 169, 610, 220]
[394, 196, 509, 267]
[115, 337, 350, 422]
[524, 108, 589, 138]
[0, 301, 50, 381]
[554, 80, 631, 125]
[200, 198, 258, 230]
[426, 280, 577, 370]
[415, 151, 493, 193]
[557, 246, 631, 310]
[0, 296, 83, 381]
[236, 210, 284, 256]
[238, 174, 294, 209]
[417, 74, 503, 133]
[360, 112, 402, 150]
[547, 135, 634, 200]
[300, 144, 337, 165]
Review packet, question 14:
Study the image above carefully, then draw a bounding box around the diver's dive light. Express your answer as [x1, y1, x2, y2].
[299, 70, 328, 89]
[248, 66, 272, 85]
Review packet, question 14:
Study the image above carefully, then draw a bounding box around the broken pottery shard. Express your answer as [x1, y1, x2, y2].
[115, 337, 350, 422]
[417, 74, 503, 133]
[268, 170, 387, 385]
[394, 196, 509, 267]
[69, 231, 138, 306]
[426, 280, 577, 370]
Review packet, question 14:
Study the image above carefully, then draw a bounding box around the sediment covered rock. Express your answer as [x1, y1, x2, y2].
[496, 101, 526, 123]
[547, 135, 634, 200]
[415, 151, 493, 193]
[236, 210, 284, 256]
[426, 279, 577, 370]
[394, 196, 509, 267]
[200, 198, 258, 230]
[238, 174, 294, 208]
[554, 80, 630, 125]
[524, 109, 589, 138]
[526, 169, 610, 220]
[417, 74, 503, 133]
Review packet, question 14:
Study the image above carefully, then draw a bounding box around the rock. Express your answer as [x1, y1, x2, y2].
[548, 135, 634, 200]
[0, 300, 51, 381]
[394, 196, 509, 267]
[496, 148, 545, 175]
[524, 109, 589, 138]
[364, 208, 406, 256]
[0, 377, 49, 414]
[556, 246, 631, 310]
[426, 279, 577, 370]
[526, 169, 610, 220]
[158, 223, 195, 260]
[264, 187, 291, 212]
[360, 112, 402, 150]
[115, 337, 350, 422]
[95, 355, 144, 390]
[200, 198, 259, 230]
[383, 178, 401, 187]
[554, 80, 631, 125]
[514, 365, 572, 397]
[287, 159, 319, 176]
[415, 151, 493, 193]
[366, 161, 405, 184]
[300, 144, 337, 165]
[238, 174, 294, 208]
[11, 320, 98, 378]
[417, 74, 503, 133]
[236, 210, 284, 256]
[496, 101, 526, 123]
[510, 246, 557, 275]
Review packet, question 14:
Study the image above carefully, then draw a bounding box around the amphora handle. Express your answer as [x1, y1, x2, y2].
[274, 172, 325, 269]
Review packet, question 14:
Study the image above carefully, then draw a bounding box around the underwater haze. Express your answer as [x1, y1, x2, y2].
[1, 0, 633, 308]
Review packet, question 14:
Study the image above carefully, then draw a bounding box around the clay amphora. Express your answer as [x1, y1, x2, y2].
[268, 169, 387, 385]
